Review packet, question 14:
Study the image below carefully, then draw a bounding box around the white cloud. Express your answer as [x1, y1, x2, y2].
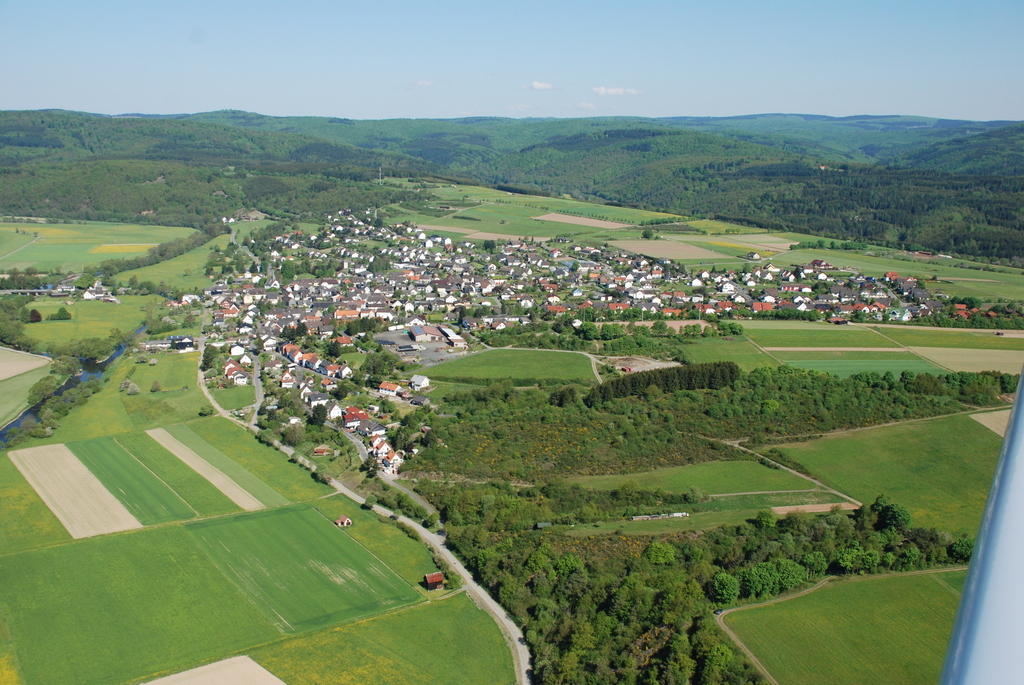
[577, 101, 597, 110]
[592, 86, 641, 96]
[524, 81, 553, 90]
[414, 80, 433, 89]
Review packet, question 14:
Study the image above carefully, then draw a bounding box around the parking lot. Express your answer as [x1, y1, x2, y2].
[374, 330, 469, 367]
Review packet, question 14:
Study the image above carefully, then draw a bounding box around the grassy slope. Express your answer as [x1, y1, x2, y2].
[777, 414, 1002, 534]
[67, 436, 196, 525]
[429, 349, 594, 381]
[0, 526, 278, 685]
[572, 461, 812, 494]
[114, 431, 239, 517]
[0, 454, 71, 555]
[211, 385, 255, 410]
[186, 505, 420, 633]
[0, 365, 51, 428]
[118, 233, 230, 291]
[250, 592, 515, 685]
[184, 417, 331, 502]
[726, 571, 965, 685]
[163, 422, 290, 507]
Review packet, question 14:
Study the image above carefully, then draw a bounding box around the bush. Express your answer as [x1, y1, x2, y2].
[150, 380, 162, 393]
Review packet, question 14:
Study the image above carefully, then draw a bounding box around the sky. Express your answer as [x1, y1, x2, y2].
[1, 0, 1022, 121]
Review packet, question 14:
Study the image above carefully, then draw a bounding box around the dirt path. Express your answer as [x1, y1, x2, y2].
[772, 502, 858, 515]
[716, 566, 968, 684]
[0, 235, 39, 262]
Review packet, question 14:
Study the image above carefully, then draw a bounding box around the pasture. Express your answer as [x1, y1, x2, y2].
[775, 413, 1002, 534]
[0, 363, 51, 428]
[211, 385, 256, 410]
[910, 346, 1024, 374]
[184, 417, 331, 501]
[120, 352, 207, 430]
[680, 338, 777, 371]
[114, 431, 240, 517]
[725, 570, 965, 685]
[0, 525, 277, 685]
[118, 233, 229, 291]
[67, 436, 196, 525]
[25, 295, 163, 344]
[250, 592, 515, 685]
[573, 460, 812, 495]
[0, 222, 195, 272]
[187, 505, 420, 633]
[429, 348, 596, 383]
[0, 454, 71, 555]
[744, 324, 898, 349]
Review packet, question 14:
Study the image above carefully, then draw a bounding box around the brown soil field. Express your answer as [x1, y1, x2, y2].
[971, 409, 1011, 437]
[670, 234, 802, 253]
[771, 503, 858, 516]
[144, 656, 286, 685]
[416, 224, 478, 235]
[145, 428, 264, 511]
[910, 347, 1024, 374]
[532, 213, 630, 229]
[8, 444, 142, 539]
[610, 240, 729, 260]
[0, 346, 48, 382]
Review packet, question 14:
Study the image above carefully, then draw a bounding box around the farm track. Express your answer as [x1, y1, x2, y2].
[716, 567, 968, 685]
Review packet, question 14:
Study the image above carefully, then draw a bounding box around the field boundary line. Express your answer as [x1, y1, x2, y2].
[113, 435, 199, 517]
[709, 488, 821, 498]
[854, 323, 957, 372]
[717, 439, 861, 506]
[0, 235, 39, 262]
[743, 336, 784, 365]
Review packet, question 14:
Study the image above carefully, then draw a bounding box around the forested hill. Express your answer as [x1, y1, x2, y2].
[897, 122, 1024, 175]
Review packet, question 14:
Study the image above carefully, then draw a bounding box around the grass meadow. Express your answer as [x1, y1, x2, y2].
[429, 349, 595, 383]
[187, 505, 421, 633]
[68, 437, 196, 525]
[117, 233, 229, 291]
[184, 417, 331, 501]
[114, 431, 240, 517]
[744, 325, 898, 348]
[0, 364, 51, 428]
[0, 526, 277, 685]
[726, 571, 965, 685]
[250, 592, 515, 685]
[25, 295, 163, 344]
[565, 510, 761, 536]
[776, 414, 1002, 534]
[877, 326, 1024, 350]
[211, 385, 256, 410]
[679, 338, 778, 371]
[163, 422, 291, 507]
[0, 222, 195, 272]
[0, 454, 70, 555]
[572, 460, 812, 495]
[777, 351, 947, 377]
[312, 495, 441, 589]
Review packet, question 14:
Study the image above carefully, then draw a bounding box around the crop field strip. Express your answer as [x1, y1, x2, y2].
[7, 444, 142, 539]
[725, 570, 966, 685]
[66, 436, 197, 525]
[0, 364, 51, 429]
[572, 460, 814, 495]
[0, 525, 278, 685]
[144, 656, 287, 685]
[0, 346, 48, 382]
[186, 505, 421, 634]
[971, 409, 1011, 436]
[0, 453, 71, 554]
[146, 427, 267, 511]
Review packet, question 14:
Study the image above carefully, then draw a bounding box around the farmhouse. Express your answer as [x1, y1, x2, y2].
[333, 516, 352, 527]
[424, 572, 445, 591]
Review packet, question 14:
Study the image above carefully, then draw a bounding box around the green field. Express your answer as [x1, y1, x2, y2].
[120, 352, 207, 430]
[429, 349, 595, 383]
[744, 324, 898, 348]
[67, 436, 196, 525]
[573, 460, 812, 494]
[0, 364, 51, 428]
[0, 526, 277, 685]
[25, 295, 162, 343]
[778, 350, 947, 377]
[875, 326, 1024, 350]
[118, 233, 229, 291]
[777, 414, 1002, 534]
[250, 592, 515, 685]
[211, 384, 256, 410]
[726, 571, 965, 685]
[679, 338, 778, 371]
[565, 510, 761, 536]
[313, 495, 441, 588]
[0, 454, 71, 555]
[163, 422, 292, 507]
[0, 222, 195, 272]
[184, 417, 331, 501]
[114, 431, 240, 517]
[187, 505, 420, 633]
[682, 219, 767, 234]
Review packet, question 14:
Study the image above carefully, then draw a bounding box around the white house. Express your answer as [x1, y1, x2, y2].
[410, 375, 430, 391]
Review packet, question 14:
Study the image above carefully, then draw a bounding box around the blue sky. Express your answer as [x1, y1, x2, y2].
[1, 0, 1022, 120]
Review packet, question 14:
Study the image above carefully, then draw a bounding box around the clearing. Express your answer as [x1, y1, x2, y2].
[572, 461, 812, 495]
[725, 570, 965, 685]
[775, 413, 1002, 534]
[429, 348, 596, 384]
[146, 427, 266, 511]
[144, 656, 285, 685]
[7, 443, 142, 539]
[186, 505, 420, 633]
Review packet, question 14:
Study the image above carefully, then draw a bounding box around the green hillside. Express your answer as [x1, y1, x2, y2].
[899, 122, 1024, 175]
